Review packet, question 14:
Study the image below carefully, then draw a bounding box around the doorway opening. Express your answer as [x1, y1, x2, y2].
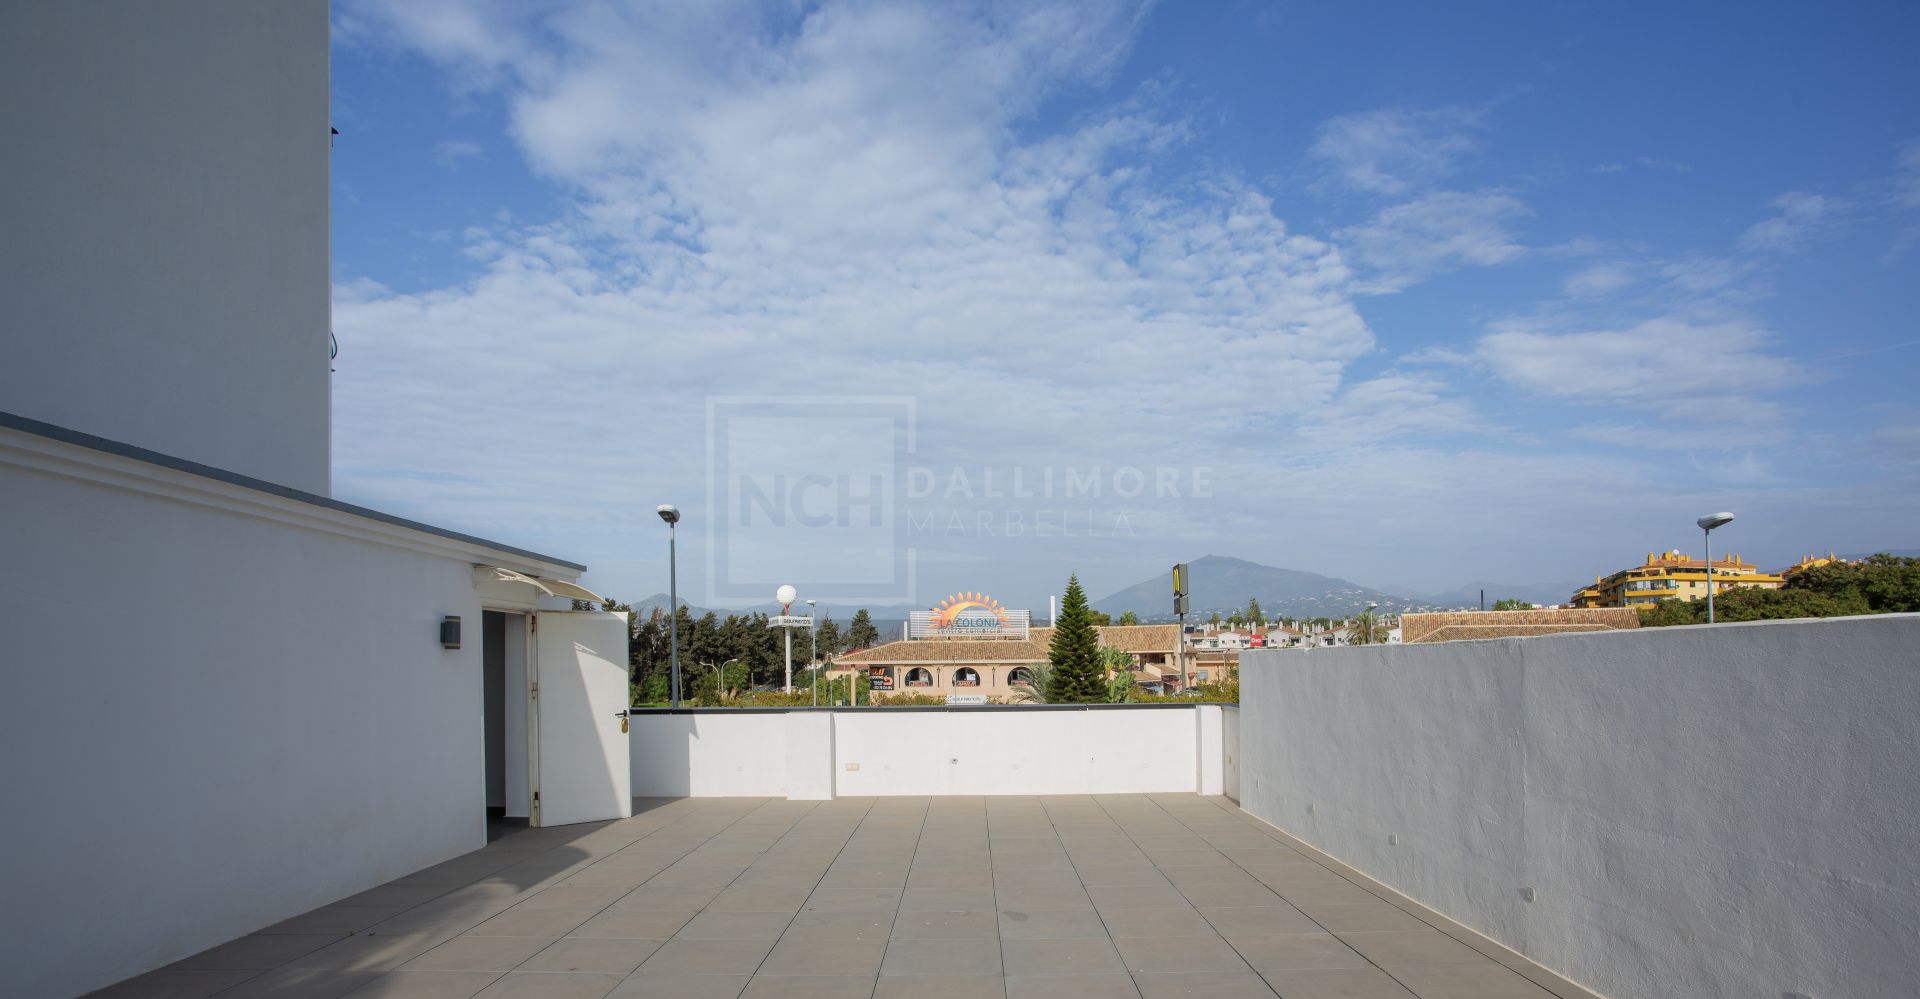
[482, 609, 531, 842]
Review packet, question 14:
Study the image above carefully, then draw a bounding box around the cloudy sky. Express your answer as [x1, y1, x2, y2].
[329, 0, 1920, 610]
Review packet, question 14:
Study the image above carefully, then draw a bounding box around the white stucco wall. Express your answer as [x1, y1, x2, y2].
[1222, 703, 1241, 802]
[0, 0, 332, 493]
[631, 706, 1222, 799]
[1238, 616, 1920, 999]
[0, 436, 575, 999]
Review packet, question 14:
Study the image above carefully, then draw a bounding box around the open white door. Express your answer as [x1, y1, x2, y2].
[531, 610, 632, 826]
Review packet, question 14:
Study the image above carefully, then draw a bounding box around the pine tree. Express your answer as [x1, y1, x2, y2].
[816, 613, 841, 660]
[1046, 575, 1107, 703]
[846, 609, 881, 651]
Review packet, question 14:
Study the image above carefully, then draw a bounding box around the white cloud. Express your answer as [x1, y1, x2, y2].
[1738, 191, 1838, 254]
[1474, 318, 1804, 418]
[434, 139, 483, 166]
[1335, 190, 1527, 291]
[1563, 262, 1637, 298]
[1307, 106, 1483, 196]
[327, 0, 1398, 598]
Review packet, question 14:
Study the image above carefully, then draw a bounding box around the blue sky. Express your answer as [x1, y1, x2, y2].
[328, 0, 1920, 610]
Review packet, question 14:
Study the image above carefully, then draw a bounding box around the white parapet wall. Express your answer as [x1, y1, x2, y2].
[631, 704, 1227, 799]
[1238, 614, 1920, 999]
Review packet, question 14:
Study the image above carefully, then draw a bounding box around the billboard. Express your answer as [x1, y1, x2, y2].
[909, 591, 1030, 639]
[867, 666, 894, 691]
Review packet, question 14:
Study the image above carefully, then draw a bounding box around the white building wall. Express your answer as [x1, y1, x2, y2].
[0, 0, 332, 493]
[631, 706, 1221, 799]
[1238, 615, 1920, 999]
[0, 437, 574, 999]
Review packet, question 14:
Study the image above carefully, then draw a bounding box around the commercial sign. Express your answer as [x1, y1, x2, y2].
[909, 592, 1030, 639]
[946, 694, 988, 705]
[867, 666, 894, 691]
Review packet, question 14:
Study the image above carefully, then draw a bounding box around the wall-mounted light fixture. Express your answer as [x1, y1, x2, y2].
[440, 615, 462, 650]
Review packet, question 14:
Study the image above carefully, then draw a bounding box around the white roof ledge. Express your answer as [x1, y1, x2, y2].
[473, 565, 606, 605]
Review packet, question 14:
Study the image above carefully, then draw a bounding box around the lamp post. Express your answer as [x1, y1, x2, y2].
[777, 584, 797, 693]
[1697, 512, 1735, 624]
[806, 599, 819, 706]
[657, 504, 682, 707]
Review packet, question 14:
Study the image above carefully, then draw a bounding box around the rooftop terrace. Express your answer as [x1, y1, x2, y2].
[94, 795, 1595, 999]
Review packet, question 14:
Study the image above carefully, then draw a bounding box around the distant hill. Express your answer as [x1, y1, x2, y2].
[1092, 554, 1426, 620]
[1422, 579, 1591, 609]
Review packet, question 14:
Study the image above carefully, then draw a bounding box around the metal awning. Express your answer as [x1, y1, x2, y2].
[473, 565, 606, 604]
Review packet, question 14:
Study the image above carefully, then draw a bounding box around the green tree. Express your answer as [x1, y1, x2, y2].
[846, 609, 881, 651]
[1347, 610, 1389, 645]
[1086, 609, 1113, 626]
[815, 612, 841, 662]
[1208, 611, 1223, 626]
[1118, 610, 1140, 625]
[1246, 598, 1264, 626]
[1491, 598, 1531, 611]
[1046, 575, 1108, 703]
[1789, 554, 1920, 612]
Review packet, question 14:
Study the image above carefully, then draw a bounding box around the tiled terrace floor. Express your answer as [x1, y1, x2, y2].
[95, 795, 1603, 999]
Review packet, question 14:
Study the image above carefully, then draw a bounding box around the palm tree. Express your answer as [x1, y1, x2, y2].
[1347, 611, 1390, 645]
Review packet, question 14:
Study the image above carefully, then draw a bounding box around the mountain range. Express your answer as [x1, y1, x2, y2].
[1091, 555, 1428, 620]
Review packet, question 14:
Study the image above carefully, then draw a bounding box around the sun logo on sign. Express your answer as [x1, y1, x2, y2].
[930, 592, 1010, 630]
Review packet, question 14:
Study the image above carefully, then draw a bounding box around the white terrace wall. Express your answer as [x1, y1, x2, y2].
[1238, 615, 1920, 999]
[631, 705, 1227, 800]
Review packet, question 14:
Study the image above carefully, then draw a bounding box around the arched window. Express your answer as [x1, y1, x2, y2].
[1008, 667, 1035, 687]
[953, 667, 980, 687]
[905, 667, 933, 687]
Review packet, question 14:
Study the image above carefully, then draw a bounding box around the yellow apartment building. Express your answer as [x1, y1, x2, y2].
[1571, 550, 1784, 609]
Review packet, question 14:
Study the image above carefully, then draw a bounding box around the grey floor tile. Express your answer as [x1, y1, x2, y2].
[605, 975, 748, 999]
[1000, 938, 1126, 976]
[1223, 933, 1370, 972]
[568, 908, 699, 939]
[1132, 971, 1277, 998]
[803, 888, 903, 912]
[994, 885, 1093, 911]
[1100, 907, 1217, 939]
[291, 934, 451, 972]
[1074, 865, 1171, 888]
[346, 970, 505, 998]
[707, 884, 814, 912]
[405, 936, 557, 972]
[1173, 883, 1282, 908]
[220, 966, 379, 999]
[1382, 962, 1559, 999]
[871, 975, 1006, 999]
[676, 910, 796, 940]
[782, 910, 896, 942]
[881, 938, 1003, 977]
[1296, 904, 1431, 933]
[168, 933, 345, 971]
[995, 908, 1109, 940]
[467, 909, 599, 938]
[1198, 906, 1322, 936]
[265, 907, 413, 936]
[517, 937, 661, 974]
[88, 970, 260, 998]
[1333, 931, 1488, 973]
[1004, 973, 1140, 998]
[901, 886, 996, 912]
[1112, 935, 1249, 975]
[471, 971, 625, 998]
[1089, 885, 1191, 910]
[890, 909, 998, 939]
[636, 939, 775, 976]
[739, 975, 877, 998]
[1270, 883, 1383, 907]
[758, 937, 887, 976]
[1257, 967, 1417, 999]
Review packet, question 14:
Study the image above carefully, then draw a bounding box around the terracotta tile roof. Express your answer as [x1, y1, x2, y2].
[834, 623, 1181, 665]
[836, 638, 1047, 664]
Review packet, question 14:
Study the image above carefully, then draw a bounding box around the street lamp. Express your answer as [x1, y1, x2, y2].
[1697, 512, 1735, 624]
[777, 584, 797, 693]
[657, 504, 682, 707]
[805, 599, 818, 706]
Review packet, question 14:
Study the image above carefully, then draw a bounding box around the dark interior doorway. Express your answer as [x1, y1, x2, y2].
[482, 610, 527, 842]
